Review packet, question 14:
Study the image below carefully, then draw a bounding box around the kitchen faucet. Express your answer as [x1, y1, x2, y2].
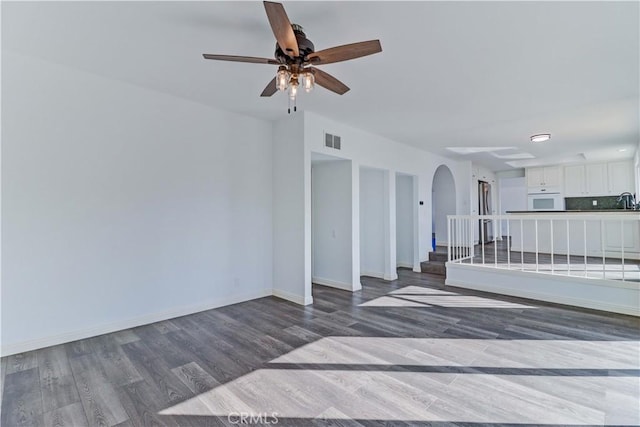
[616, 192, 637, 210]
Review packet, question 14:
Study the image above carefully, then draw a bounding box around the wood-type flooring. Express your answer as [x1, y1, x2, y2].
[2, 269, 639, 426]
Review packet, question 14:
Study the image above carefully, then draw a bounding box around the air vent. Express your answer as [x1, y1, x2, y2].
[324, 132, 342, 150]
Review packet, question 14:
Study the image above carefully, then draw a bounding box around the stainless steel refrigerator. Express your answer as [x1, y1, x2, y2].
[478, 181, 493, 243]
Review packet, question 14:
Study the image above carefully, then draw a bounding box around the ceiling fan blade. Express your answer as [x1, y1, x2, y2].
[263, 1, 299, 58]
[202, 54, 280, 65]
[310, 68, 350, 95]
[260, 77, 278, 97]
[307, 40, 382, 65]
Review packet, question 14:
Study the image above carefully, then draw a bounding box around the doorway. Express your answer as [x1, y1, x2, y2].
[431, 165, 456, 249]
[396, 173, 416, 270]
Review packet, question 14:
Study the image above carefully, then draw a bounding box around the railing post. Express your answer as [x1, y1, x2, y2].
[520, 218, 524, 271]
[506, 218, 510, 270]
[447, 216, 451, 263]
[583, 220, 588, 277]
[495, 215, 498, 269]
[535, 219, 539, 272]
[601, 219, 605, 280]
[550, 219, 554, 274]
[621, 218, 625, 281]
[566, 219, 570, 276]
[469, 217, 474, 264]
[481, 216, 485, 265]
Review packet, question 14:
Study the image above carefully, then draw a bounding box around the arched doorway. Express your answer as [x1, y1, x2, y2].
[432, 165, 456, 249]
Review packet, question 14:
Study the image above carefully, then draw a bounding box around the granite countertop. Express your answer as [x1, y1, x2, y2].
[506, 210, 639, 213]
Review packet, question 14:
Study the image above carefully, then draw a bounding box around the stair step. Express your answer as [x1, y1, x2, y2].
[428, 251, 449, 262]
[420, 261, 447, 276]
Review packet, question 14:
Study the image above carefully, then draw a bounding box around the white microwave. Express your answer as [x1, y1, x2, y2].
[527, 193, 564, 211]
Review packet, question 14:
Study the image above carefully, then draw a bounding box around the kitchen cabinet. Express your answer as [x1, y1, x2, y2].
[563, 161, 633, 197]
[586, 163, 608, 195]
[527, 166, 561, 190]
[564, 165, 586, 196]
[608, 160, 634, 195]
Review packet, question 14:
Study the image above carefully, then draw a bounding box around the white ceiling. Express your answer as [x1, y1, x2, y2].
[3, 1, 639, 171]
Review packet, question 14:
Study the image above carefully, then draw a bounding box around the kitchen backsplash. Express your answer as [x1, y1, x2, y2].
[565, 196, 623, 210]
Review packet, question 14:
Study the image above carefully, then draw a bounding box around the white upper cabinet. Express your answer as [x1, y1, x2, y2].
[562, 160, 634, 197]
[564, 165, 586, 196]
[586, 163, 608, 195]
[608, 160, 634, 195]
[527, 166, 561, 190]
[527, 167, 545, 187]
[543, 166, 561, 187]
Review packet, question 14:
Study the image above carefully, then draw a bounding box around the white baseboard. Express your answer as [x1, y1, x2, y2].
[396, 262, 413, 269]
[312, 276, 355, 291]
[0, 289, 272, 357]
[384, 273, 398, 281]
[361, 270, 385, 279]
[272, 288, 313, 306]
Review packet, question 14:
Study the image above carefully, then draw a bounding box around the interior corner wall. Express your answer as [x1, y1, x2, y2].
[311, 161, 353, 290]
[272, 113, 311, 306]
[360, 168, 386, 278]
[1, 52, 274, 356]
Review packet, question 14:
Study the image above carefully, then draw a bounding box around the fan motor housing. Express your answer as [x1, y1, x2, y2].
[275, 25, 315, 63]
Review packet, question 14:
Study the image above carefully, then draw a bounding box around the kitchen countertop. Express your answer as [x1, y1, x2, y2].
[506, 210, 639, 213]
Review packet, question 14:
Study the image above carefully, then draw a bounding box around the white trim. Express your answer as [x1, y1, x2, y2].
[0, 289, 272, 357]
[396, 262, 413, 269]
[360, 270, 385, 279]
[446, 263, 640, 317]
[384, 273, 398, 281]
[272, 288, 313, 306]
[312, 276, 361, 291]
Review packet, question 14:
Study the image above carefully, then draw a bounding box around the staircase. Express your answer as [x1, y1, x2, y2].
[421, 246, 448, 276]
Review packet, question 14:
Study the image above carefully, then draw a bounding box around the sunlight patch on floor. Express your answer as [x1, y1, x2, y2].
[359, 296, 432, 307]
[361, 286, 535, 308]
[269, 337, 640, 369]
[159, 337, 640, 424]
[159, 369, 639, 424]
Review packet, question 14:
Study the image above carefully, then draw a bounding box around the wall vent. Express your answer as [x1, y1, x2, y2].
[324, 132, 342, 150]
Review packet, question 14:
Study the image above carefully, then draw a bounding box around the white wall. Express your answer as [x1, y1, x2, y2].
[304, 111, 471, 264]
[272, 113, 312, 306]
[312, 161, 355, 290]
[360, 168, 386, 278]
[396, 174, 415, 268]
[2, 52, 274, 355]
[432, 165, 457, 246]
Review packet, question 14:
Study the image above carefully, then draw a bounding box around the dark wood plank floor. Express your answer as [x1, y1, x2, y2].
[1, 270, 639, 426]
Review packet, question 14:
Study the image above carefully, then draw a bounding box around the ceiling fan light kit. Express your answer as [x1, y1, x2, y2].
[203, 1, 382, 113]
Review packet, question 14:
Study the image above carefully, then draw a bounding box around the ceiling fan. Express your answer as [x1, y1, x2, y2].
[203, 1, 382, 113]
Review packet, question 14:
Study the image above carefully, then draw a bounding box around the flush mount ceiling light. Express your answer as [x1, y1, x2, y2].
[618, 148, 628, 152]
[530, 134, 551, 143]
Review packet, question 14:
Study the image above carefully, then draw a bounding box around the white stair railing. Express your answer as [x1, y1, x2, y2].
[447, 213, 640, 282]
